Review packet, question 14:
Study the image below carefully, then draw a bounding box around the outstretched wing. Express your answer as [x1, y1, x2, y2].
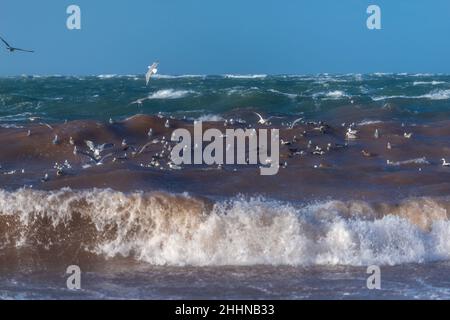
[290, 117, 303, 128]
[254, 112, 264, 122]
[13, 47, 34, 53]
[145, 69, 152, 85]
[0, 36, 11, 48]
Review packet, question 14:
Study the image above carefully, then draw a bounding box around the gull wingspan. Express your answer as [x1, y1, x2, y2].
[0, 36, 11, 48]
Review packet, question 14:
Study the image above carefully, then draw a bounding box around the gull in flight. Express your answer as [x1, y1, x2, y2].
[0, 36, 34, 53]
[288, 117, 303, 129]
[254, 112, 274, 125]
[146, 62, 159, 85]
[85, 140, 114, 160]
[130, 97, 149, 106]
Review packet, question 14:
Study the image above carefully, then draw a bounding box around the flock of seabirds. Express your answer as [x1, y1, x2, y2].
[1, 35, 450, 184]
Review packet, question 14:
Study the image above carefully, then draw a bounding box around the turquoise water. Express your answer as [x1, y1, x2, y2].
[1, 74, 450, 125]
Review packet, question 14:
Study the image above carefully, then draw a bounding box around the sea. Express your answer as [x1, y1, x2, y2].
[1, 73, 450, 299]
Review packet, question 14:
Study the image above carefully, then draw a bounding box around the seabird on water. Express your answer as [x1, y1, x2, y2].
[374, 129, 379, 139]
[346, 127, 358, 140]
[362, 150, 376, 157]
[404, 132, 413, 139]
[442, 159, 450, 167]
[0, 36, 34, 53]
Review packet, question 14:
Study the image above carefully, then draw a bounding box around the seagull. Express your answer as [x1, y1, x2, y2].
[288, 117, 303, 129]
[39, 122, 53, 130]
[130, 97, 149, 106]
[442, 159, 450, 167]
[362, 150, 376, 157]
[85, 140, 114, 159]
[254, 112, 273, 125]
[374, 129, 379, 139]
[0, 36, 34, 53]
[346, 127, 358, 140]
[41, 173, 49, 182]
[146, 62, 159, 85]
[404, 132, 413, 139]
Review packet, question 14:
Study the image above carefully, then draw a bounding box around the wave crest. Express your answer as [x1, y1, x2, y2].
[1, 188, 450, 267]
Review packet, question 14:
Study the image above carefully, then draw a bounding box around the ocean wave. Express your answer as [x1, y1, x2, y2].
[387, 157, 430, 166]
[224, 74, 267, 79]
[420, 89, 450, 100]
[357, 120, 383, 126]
[196, 114, 225, 122]
[413, 81, 446, 86]
[267, 89, 298, 99]
[152, 74, 206, 79]
[1, 188, 449, 267]
[372, 89, 450, 101]
[147, 89, 195, 99]
[97, 74, 118, 79]
[313, 90, 350, 100]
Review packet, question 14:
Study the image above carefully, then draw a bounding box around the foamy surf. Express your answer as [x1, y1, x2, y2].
[147, 89, 195, 99]
[1, 188, 449, 267]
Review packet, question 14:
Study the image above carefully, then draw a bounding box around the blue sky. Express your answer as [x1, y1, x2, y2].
[1, 0, 449, 75]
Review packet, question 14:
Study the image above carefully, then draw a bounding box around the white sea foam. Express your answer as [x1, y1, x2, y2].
[372, 89, 450, 101]
[267, 89, 298, 99]
[196, 114, 225, 122]
[147, 89, 195, 100]
[1, 188, 449, 267]
[357, 120, 383, 126]
[420, 89, 450, 100]
[387, 157, 430, 166]
[313, 90, 350, 100]
[413, 81, 446, 86]
[224, 74, 267, 79]
[97, 74, 117, 79]
[152, 74, 206, 79]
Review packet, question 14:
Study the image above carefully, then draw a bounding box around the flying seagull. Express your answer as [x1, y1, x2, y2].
[0, 36, 34, 53]
[254, 112, 274, 125]
[288, 117, 304, 129]
[146, 62, 159, 85]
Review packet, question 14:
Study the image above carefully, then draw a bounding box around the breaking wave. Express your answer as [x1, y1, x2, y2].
[1, 188, 450, 267]
[147, 89, 195, 99]
[224, 74, 267, 79]
[372, 89, 450, 101]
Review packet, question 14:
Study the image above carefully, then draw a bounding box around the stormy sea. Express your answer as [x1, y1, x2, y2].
[1, 73, 450, 299]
